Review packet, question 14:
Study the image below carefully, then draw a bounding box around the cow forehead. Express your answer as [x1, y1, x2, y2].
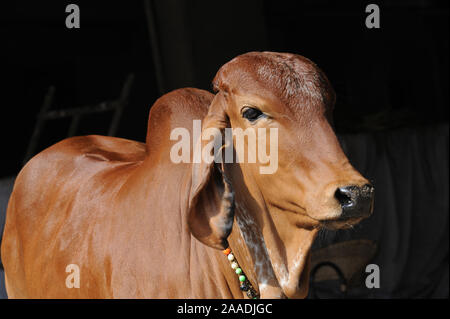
[214, 52, 335, 116]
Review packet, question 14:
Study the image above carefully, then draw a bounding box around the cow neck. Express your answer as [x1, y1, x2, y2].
[226, 199, 319, 299]
[227, 202, 285, 299]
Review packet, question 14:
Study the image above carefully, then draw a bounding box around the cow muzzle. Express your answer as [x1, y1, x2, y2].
[335, 184, 374, 219]
[315, 183, 374, 230]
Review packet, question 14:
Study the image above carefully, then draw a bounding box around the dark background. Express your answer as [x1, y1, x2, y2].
[0, 0, 448, 299]
[0, 0, 448, 177]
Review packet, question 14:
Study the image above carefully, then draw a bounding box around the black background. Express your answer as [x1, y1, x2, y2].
[0, 0, 448, 178]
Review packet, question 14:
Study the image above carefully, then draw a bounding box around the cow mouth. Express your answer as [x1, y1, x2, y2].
[291, 208, 367, 231]
[320, 216, 364, 230]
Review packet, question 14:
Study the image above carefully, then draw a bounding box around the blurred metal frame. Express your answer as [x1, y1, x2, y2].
[22, 73, 134, 166]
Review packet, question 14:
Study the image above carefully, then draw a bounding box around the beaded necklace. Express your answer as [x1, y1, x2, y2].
[222, 248, 259, 299]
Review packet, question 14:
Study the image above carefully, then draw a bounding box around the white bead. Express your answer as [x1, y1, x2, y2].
[231, 262, 238, 269]
[227, 253, 234, 261]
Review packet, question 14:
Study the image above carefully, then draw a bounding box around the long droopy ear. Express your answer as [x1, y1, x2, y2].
[187, 92, 235, 250]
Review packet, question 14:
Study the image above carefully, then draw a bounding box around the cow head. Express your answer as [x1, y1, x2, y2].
[187, 52, 374, 298]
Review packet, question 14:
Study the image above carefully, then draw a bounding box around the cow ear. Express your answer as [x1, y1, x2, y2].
[187, 92, 235, 250]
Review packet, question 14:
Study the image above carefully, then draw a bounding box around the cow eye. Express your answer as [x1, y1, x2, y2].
[242, 107, 264, 122]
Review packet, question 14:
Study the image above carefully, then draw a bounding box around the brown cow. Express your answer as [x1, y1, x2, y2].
[1, 52, 374, 299]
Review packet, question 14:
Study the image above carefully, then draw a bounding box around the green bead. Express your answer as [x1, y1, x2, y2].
[239, 275, 246, 282]
[235, 268, 242, 275]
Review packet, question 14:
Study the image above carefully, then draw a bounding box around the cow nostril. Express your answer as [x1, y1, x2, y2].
[334, 184, 374, 219]
[334, 187, 355, 207]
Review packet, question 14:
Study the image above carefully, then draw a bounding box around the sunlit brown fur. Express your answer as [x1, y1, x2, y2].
[1, 52, 371, 299]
